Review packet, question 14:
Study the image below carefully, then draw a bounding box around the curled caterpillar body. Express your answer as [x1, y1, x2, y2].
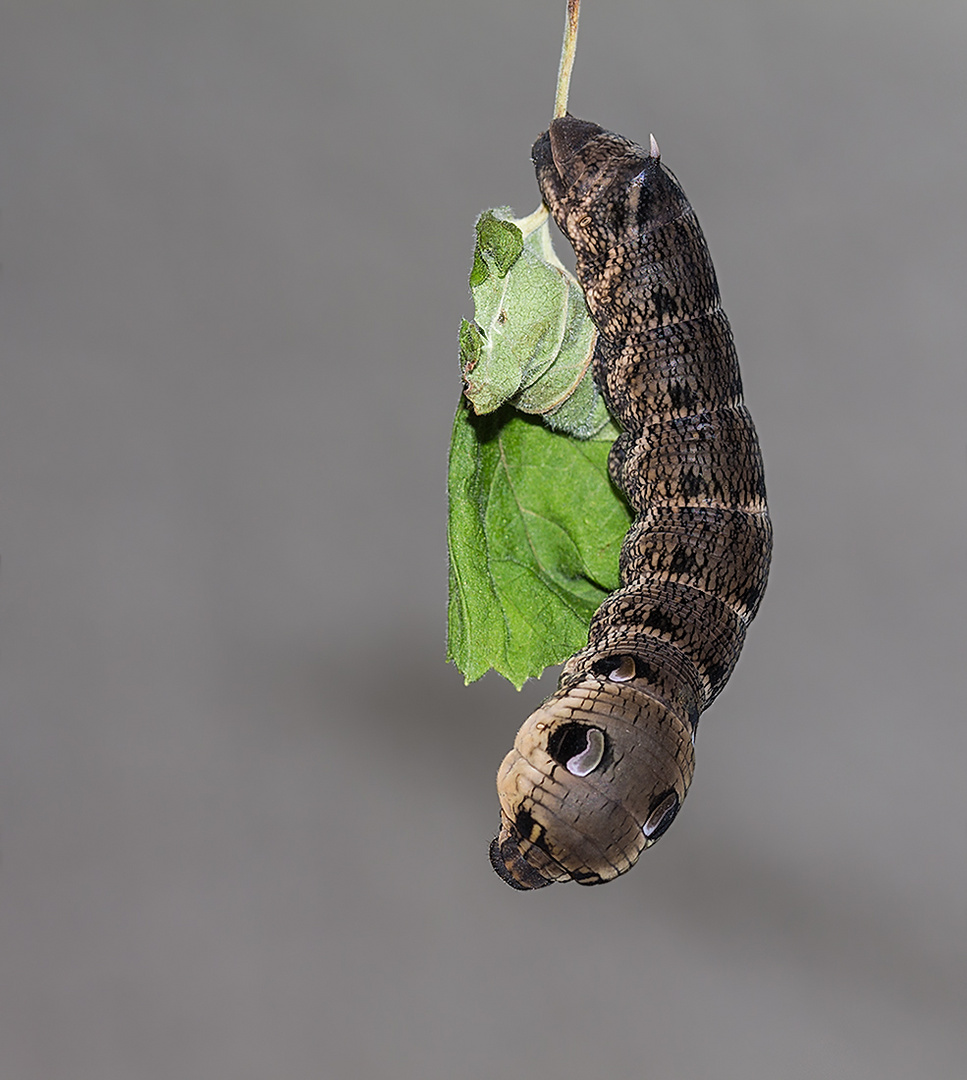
[491, 117, 771, 889]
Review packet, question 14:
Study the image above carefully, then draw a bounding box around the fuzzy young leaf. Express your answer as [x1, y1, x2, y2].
[447, 399, 631, 687]
[460, 209, 608, 439]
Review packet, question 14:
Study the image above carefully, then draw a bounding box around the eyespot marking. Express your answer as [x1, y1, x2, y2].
[591, 654, 638, 682]
[643, 790, 680, 839]
[565, 727, 606, 777]
[548, 722, 607, 776]
[607, 655, 637, 682]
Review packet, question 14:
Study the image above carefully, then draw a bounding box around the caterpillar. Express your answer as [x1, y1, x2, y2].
[490, 116, 772, 889]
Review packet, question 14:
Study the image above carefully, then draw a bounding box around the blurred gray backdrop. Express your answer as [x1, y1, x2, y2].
[1, 2, 965, 1077]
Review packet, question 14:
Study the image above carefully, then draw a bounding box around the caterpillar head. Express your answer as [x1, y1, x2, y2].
[490, 654, 697, 889]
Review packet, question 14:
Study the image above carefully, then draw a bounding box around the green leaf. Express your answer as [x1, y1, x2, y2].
[447, 398, 632, 688]
[470, 211, 524, 286]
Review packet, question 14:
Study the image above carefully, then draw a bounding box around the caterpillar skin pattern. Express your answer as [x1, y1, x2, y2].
[490, 117, 772, 889]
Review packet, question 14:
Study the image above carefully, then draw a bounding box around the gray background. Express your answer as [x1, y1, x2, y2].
[1, 1, 965, 1077]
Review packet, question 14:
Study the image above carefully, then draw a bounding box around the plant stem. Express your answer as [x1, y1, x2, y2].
[514, 205, 549, 238]
[553, 0, 581, 119]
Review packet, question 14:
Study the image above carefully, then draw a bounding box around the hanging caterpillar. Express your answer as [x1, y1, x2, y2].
[490, 116, 772, 889]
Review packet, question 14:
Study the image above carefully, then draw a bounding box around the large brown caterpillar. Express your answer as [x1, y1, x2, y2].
[491, 117, 772, 889]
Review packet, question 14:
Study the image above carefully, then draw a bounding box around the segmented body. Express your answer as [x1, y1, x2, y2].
[491, 117, 771, 889]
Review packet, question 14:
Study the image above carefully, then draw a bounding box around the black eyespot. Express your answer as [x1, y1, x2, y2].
[643, 790, 680, 840]
[590, 655, 638, 682]
[548, 722, 607, 776]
